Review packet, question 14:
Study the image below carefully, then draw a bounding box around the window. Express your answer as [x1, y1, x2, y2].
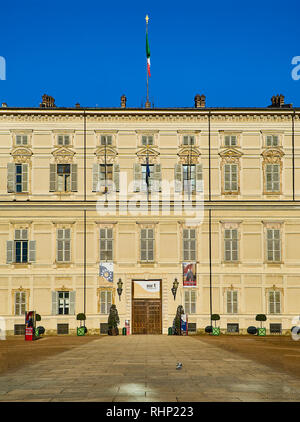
[7, 230, 35, 264]
[14, 324, 25, 335]
[57, 135, 70, 146]
[49, 164, 77, 192]
[140, 228, 154, 261]
[100, 323, 109, 334]
[224, 229, 238, 261]
[265, 164, 280, 192]
[270, 323, 282, 334]
[133, 163, 161, 193]
[183, 135, 195, 146]
[16, 134, 28, 145]
[7, 163, 28, 193]
[227, 323, 239, 333]
[100, 228, 113, 261]
[267, 229, 281, 262]
[58, 291, 70, 315]
[174, 164, 203, 193]
[266, 135, 279, 147]
[15, 292, 26, 315]
[224, 135, 237, 147]
[184, 290, 196, 314]
[188, 323, 197, 333]
[141, 164, 154, 191]
[224, 164, 238, 192]
[183, 229, 196, 261]
[142, 135, 154, 146]
[15, 229, 28, 263]
[57, 324, 69, 334]
[57, 228, 71, 262]
[100, 290, 112, 314]
[269, 291, 281, 314]
[227, 291, 238, 314]
[100, 135, 113, 146]
[92, 163, 119, 192]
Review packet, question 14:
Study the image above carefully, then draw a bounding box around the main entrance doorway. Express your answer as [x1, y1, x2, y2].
[132, 280, 162, 334]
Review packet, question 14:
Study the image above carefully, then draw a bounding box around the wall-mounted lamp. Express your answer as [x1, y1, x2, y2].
[117, 278, 123, 301]
[171, 278, 179, 300]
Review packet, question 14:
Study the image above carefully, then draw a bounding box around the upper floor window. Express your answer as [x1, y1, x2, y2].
[140, 228, 154, 262]
[267, 229, 281, 262]
[174, 164, 203, 193]
[224, 229, 238, 262]
[134, 163, 161, 192]
[227, 290, 238, 314]
[6, 229, 35, 264]
[142, 135, 154, 146]
[100, 135, 113, 146]
[7, 163, 28, 193]
[269, 291, 281, 314]
[224, 163, 238, 192]
[100, 228, 113, 261]
[265, 164, 280, 193]
[182, 135, 195, 146]
[57, 228, 71, 262]
[52, 291, 75, 315]
[183, 228, 196, 261]
[57, 135, 70, 146]
[224, 135, 237, 147]
[49, 164, 77, 192]
[266, 135, 279, 147]
[16, 135, 28, 146]
[92, 163, 120, 192]
[15, 291, 26, 315]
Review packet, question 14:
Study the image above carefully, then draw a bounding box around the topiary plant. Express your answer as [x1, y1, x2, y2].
[76, 313, 86, 327]
[173, 305, 184, 335]
[108, 305, 120, 335]
[36, 314, 41, 322]
[255, 314, 267, 328]
[211, 314, 220, 327]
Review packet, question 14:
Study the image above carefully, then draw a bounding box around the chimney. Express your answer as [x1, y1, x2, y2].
[1, 102, 7, 107]
[269, 93, 290, 108]
[121, 95, 127, 109]
[75, 102, 81, 108]
[194, 94, 206, 108]
[279, 94, 285, 106]
[145, 100, 151, 109]
[40, 94, 56, 108]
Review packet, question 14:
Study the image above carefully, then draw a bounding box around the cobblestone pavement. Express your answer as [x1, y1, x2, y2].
[0, 335, 300, 402]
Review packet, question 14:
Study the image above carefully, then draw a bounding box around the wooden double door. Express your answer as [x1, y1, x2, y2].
[132, 299, 162, 334]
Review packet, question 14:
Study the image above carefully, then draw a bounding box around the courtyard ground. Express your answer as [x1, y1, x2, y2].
[0, 334, 300, 401]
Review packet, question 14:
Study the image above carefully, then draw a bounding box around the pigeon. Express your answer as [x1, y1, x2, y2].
[176, 362, 183, 370]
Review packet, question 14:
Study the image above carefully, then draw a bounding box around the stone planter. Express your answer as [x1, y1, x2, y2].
[212, 327, 220, 336]
[258, 327, 266, 336]
[77, 326, 85, 336]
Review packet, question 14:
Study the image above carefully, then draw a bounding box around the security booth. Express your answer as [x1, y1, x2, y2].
[25, 311, 36, 341]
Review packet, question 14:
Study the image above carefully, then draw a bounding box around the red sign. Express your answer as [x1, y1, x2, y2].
[183, 262, 197, 287]
[125, 320, 130, 335]
[25, 327, 33, 341]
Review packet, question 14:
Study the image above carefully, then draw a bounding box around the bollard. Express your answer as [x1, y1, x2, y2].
[122, 327, 127, 336]
[168, 327, 173, 335]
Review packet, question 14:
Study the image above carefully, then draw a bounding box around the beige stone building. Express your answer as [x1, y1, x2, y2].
[0, 93, 300, 335]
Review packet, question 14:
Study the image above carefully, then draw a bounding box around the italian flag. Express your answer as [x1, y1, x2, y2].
[146, 32, 151, 77]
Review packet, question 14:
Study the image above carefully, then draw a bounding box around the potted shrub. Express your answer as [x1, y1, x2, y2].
[108, 305, 120, 335]
[256, 314, 267, 336]
[35, 314, 42, 338]
[173, 305, 184, 335]
[211, 314, 220, 336]
[76, 313, 86, 336]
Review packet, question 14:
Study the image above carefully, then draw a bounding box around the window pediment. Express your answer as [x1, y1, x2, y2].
[177, 146, 201, 164]
[136, 146, 159, 164]
[95, 146, 117, 163]
[219, 147, 243, 161]
[11, 147, 33, 163]
[261, 148, 284, 163]
[52, 147, 75, 163]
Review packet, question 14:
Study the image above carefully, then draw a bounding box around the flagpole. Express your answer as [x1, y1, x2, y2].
[145, 14, 150, 108]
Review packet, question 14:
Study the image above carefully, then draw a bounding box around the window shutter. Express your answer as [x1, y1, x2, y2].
[153, 164, 161, 192]
[101, 135, 106, 145]
[107, 136, 112, 145]
[52, 291, 58, 315]
[174, 164, 182, 192]
[183, 136, 189, 145]
[100, 291, 106, 314]
[64, 135, 70, 145]
[69, 291, 76, 315]
[58, 135, 63, 145]
[22, 163, 28, 192]
[7, 163, 16, 193]
[49, 164, 57, 192]
[233, 291, 238, 313]
[113, 164, 120, 192]
[196, 164, 203, 192]
[71, 164, 78, 192]
[92, 163, 99, 192]
[6, 240, 13, 263]
[29, 240, 36, 263]
[134, 163, 142, 192]
[107, 291, 112, 313]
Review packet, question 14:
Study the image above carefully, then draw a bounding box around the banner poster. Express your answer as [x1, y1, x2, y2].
[183, 262, 196, 287]
[99, 262, 114, 282]
[181, 314, 188, 335]
[125, 320, 130, 335]
[133, 280, 160, 299]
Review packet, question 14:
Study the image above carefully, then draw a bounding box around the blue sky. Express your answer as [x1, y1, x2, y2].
[1, 0, 300, 108]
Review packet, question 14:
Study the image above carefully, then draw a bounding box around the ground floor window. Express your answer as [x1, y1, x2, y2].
[15, 291, 26, 315]
[58, 291, 70, 315]
[14, 324, 25, 335]
[100, 323, 109, 334]
[227, 323, 239, 333]
[270, 323, 282, 334]
[100, 290, 112, 314]
[57, 324, 69, 334]
[184, 290, 196, 314]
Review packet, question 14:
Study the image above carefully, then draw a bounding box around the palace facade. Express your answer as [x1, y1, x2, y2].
[0, 93, 300, 335]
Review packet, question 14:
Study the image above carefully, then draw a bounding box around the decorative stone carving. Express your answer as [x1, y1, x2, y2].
[95, 146, 118, 164]
[219, 147, 243, 164]
[10, 147, 33, 164]
[177, 146, 201, 164]
[261, 147, 284, 164]
[51, 147, 75, 163]
[136, 146, 159, 164]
